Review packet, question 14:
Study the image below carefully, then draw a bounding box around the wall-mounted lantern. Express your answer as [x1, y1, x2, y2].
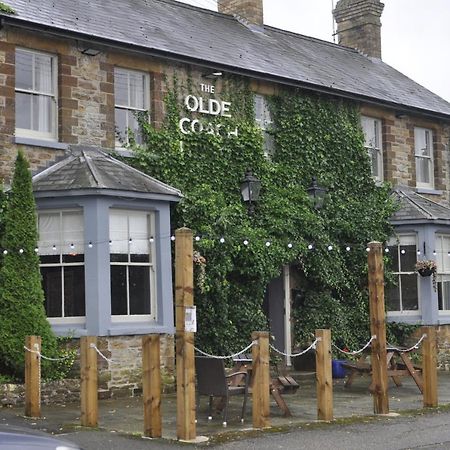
[240, 169, 261, 215]
[306, 176, 327, 210]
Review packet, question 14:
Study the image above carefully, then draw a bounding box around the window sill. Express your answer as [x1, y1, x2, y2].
[15, 136, 68, 150]
[416, 187, 442, 196]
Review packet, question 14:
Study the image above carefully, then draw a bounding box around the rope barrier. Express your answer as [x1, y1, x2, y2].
[23, 345, 73, 361]
[89, 343, 113, 363]
[194, 340, 257, 359]
[332, 335, 377, 356]
[269, 338, 321, 358]
[387, 334, 427, 353]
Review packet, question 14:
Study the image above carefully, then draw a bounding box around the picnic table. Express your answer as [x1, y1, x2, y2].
[231, 353, 299, 417]
[342, 346, 423, 393]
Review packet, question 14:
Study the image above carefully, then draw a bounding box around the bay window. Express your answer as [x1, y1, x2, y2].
[38, 210, 85, 320]
[15, 48, 57, 140]
[386, 234, 419, 313]
[114, 67, 149, 147]
[361, 116, 383, 182]
[415, 127, 434, 189]
[109, 209, 156, 319]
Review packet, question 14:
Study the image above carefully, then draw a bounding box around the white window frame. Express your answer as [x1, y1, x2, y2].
[414, 127, 434, 189]
[114, 67, 150, 148]
[38, 209, 86, 324]
[15, 48, 58, 140]
[254, 94, 275, 159]
[386, 234, 420, 315]
[361, 116, 383, 182]
[109, 209, 157, 321]
[436, 234, 450, 313]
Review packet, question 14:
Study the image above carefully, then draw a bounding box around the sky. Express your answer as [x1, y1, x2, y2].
[176, 0, 450, 103]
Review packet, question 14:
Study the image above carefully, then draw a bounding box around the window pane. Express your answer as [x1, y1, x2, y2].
[16, 50, 33, 90]
[400, 274, 418, 310]
[387, 245, 399, 272]
[111, 265, 127, 315]
[129, 212, 148, 254]
[64, 266, 85, 317]
[129, 266, 151, 314]
[368, 148, 379, 177]
[62, 211, 84, 254]
[41, 266, 62, 317]
[129, 73, 145, 109]
[127, 110, 142, 143]
[34, 54, 53, 94]
[386, 283, 400, 311]
[400, 244, 416, 272]
[38, 212, 60, 255]
[114, 69, 129, 106]
[16, 92, 32, 130]
[438, 281, 450, 310]
[32, 94, 52, 133]
[114, 107, 128, 145]
[416, 157, 430, 184]
[109, 210, 128, 255]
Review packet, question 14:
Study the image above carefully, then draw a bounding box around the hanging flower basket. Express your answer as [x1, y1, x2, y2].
[414, 260, 437, 291]
[417, 267, 434, 277]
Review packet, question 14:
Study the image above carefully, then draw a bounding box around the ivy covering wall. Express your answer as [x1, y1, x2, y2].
[131, 76, 396, 353]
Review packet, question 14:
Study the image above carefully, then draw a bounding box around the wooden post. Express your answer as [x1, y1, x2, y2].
[315, 329, 333, 421]
[368, 241, 389, 414]
[252, 331, 270, 428]
[175, 227, 196, 441]
[421, 326, 438, 407]
[80, 336, 98, 427]
[24, 335, 41, 418]
[143, 334, 162, 437]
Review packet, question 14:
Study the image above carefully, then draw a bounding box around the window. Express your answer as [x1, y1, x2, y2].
[114, 68, 149, 147]
[415, 127, 434, 188]
[385, 234, 419, 313]
[254, 94, 275, 158]
[436, 235, 450, 311]
[361, 116, 383, 181]
[109, 209, 156, 319]
[15, 48, 57, 140]
[38, 210, 85, 320]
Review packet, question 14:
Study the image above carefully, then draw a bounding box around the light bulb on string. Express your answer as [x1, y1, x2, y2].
[149, 236, 154, 243]
[171, 236, 175, 241]
[328, 245, 333, 251]
[385, 248, 390, 253]
[219, 237, 225, 244]
[346, 246, 351, 252]
[52, 244, 57, 251]
[265, 241, 271, 247]
[19, 248, 24, 254]
[70, 243, 75, 250]
[88, 242, 93, 249]
[195, 236, 201, 242]
[308, 244, 313, 250]
[401, 249, 406, 255]
[433, 250, 437, 256]
[366, 247, 370, 252]
[2, 249, 7, 255]
[287, 243, 293, 249]
[243, 239, 249, 246]
[34, 247, 39, 253]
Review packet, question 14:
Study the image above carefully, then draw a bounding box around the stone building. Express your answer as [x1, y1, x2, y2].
[0, 0, 450, 391]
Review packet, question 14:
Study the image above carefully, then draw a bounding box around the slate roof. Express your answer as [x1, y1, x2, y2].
[391, 186, 450, 224]
[32, 146, 182, 200]
[3, 0, 450, 118]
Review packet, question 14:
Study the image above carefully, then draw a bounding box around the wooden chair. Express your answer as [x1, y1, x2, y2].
[195, 356, 249, 427]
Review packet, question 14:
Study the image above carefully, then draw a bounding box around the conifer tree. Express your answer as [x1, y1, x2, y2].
[0, 150, 58, 380]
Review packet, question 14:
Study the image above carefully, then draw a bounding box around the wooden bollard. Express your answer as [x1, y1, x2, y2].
[143, 334, 162, 437]
[80, 336, 98, 427]
[421, 326, 438, 407]
[25, 335, 41, 418]
[175, 228, 196, 441]
[252, 331, 270, 429]
[368, 241, 389, 414]
[315, 329, 333, 421]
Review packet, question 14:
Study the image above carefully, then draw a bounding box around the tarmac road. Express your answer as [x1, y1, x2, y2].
[61, 409, 450, 449]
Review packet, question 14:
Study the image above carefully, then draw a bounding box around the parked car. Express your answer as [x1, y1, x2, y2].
[0, 425, 82, 449]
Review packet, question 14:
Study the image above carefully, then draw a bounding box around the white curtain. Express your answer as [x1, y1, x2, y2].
[109, 210, 150, 255]
[35, 53, 53, 133]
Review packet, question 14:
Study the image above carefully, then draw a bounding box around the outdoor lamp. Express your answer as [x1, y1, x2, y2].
[240, 169, 261, 215]
[306, 176, 327, 210]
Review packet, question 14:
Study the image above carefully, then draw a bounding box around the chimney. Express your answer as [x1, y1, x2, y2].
[333, 0, 384, 59]
[217, 0, 263, 27]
